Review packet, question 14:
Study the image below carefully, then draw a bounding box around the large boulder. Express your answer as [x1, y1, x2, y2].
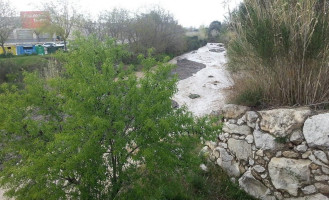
[268, 157, 311, 196]
[227, 138, 252, 161]
[215, 147, 240, 177]
[253, 129, 283, 150]
[222, 104, 250, 119]
[259, 108, 312, 137]
[222, 123, 252, 135]
[238, 170, 273, 200]
[303, 113, 329, 149]
[285, 194, 329, 200]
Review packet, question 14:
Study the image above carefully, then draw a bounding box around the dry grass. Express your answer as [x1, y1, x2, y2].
[228, 0, 329, 107]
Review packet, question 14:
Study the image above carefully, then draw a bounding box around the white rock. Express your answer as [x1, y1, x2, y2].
[296, 144, 308, 152]
[245, 135, 254, 144]
[227, 138, 252, 161]
[224, 132, 230, 138]
[246, 111, 259, 129]
[238, 170, 271, 200]
[285, 194, 329, 200]
[309, 154, 328, 167]
[314, 150, 329, 164]
[217, 142, 228, 149]
[216, 147, 240, 177]
[222, 122, 252, 135]
[276, 151, 282, 157]
[268, 157, 311, 196]
[237, 115, 246, 125]
[249, 158, 255, 166]
[290, 130, 304, 145]
[228, 119, 237, 124]
[253, 165, 266, 173]
[222, 104, 250, 119]
[253, 129, 282, 150]
[218, 134, 226, 142]
[303, 113, 329, 149]
[259, 108, 312, 137]
[314, 175, 329, 181]
[301, 185, 317, 195]
[239, 136, 245, 140]
[261, 173, 267, 179]
[200, 164, 208, 171]
[322, 166, 329, 175]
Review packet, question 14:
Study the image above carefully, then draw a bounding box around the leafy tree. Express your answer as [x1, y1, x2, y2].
[0, 0, 17, 54]
[208, 21, 222, 42]
[0, 36, 219, 199]
[41, 0, 82, 50]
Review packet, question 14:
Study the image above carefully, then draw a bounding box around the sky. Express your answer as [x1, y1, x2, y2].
[11, 0, 242, 28]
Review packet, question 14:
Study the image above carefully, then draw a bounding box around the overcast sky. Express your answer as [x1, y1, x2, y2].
[11, 0, 242, 28]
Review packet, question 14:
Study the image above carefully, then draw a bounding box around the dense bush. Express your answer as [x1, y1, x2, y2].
[228, 0, 329, 106]
[0, 36, 222, 199]
[186, 36, 207, 52]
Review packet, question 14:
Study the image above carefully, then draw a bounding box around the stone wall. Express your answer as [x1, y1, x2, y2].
[204, 104, 329, 200]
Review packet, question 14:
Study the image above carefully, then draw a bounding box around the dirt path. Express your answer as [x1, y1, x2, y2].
[172, 43, 233, 117]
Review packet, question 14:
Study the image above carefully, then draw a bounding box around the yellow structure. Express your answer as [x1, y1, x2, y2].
[0, 45, 17, 55]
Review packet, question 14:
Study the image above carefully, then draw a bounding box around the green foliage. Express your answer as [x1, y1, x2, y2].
[0, 36, 220, 199]
[231, 86, 263, 107]
[275, 136, 288, 144]
[186, 36, 207, 52]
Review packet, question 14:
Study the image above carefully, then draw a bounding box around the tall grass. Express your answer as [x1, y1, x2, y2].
[228, 0, 329, 106]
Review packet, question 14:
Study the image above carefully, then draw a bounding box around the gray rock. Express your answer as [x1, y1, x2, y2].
[309, 154, 328, 167]
[238, 170, 272, 200]
[216, 147, 240, 177]
[268, 157, 311, 196]
[222, 104, 250, 119]
[256, 149, 264, 156]
[322, 166, 329, 175]
[303, 113, 329, 149]
[222, 122, 252, 136]
[237, 115, 246, 125]
[227, 138, 252, 161]
[259, 108, 312, 137]
[315, 182, 329, 194]
[276, 151, 282, 157]
[253, 129, 282, 150]
[205, 141, 216, 150]
[245, 135, 254, 144]
[301, 185, 317, 195]
[188, 93, 201, 99]
[253, 165, 266, 173]
[296, 144, 308, 152]
[249, 158, 255, 166]
[286, 194, 329, 200]
[246, 111, 259, 129]
[261, 173, 267, 179]
[290, 130, 304, 145]
[217, 142, 228, 149]
[314, 175, 329, 181]
[314, 150, 329, 164]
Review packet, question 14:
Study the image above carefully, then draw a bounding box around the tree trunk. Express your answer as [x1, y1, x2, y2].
[64, 39, 67, 51]
[1, 44, 6, 55]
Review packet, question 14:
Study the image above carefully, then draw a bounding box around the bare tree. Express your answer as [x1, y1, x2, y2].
[42, 0, 81, 50]
[0, 0, 17, 54]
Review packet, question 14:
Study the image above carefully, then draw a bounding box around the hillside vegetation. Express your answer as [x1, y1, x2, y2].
[228, 0, 329, 107]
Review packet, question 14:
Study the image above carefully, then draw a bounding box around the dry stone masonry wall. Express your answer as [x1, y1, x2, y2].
[203, 104, 329, 200]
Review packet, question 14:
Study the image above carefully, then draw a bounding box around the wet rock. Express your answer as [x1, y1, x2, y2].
[268, 157, 311, 196]
[259, 108, 312, 137]
[303, 113, 329, 149]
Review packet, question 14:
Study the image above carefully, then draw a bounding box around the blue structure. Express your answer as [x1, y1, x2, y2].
[16, 45, 37, 55]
